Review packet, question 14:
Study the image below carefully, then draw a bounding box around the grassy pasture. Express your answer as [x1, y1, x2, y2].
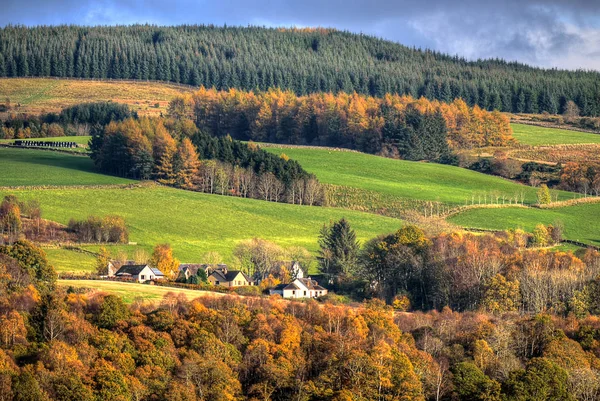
[449, 203, 600, 246]
[0, 147, 134, 186]
[2, 186, 401, 263]
[44, 248, 97, 274]
[0, 78, 192, 116]
[511, 123, 600, 146]
[263, 145, 570, 205]
[58, 279, 227, 303]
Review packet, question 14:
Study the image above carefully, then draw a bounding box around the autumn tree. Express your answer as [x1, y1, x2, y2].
[537, 184, 551, 205]
[173, 138, 200, 190]
[452, 362, 501, 401]
[151, 244, 180, 279]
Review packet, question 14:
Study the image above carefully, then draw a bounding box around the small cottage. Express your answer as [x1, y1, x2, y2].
[270, 278, 327, 299]
[208, 266, 253, 287]
[114, 264, 165, 283]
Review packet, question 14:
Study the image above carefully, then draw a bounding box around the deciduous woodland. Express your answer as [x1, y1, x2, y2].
[1, 25, 600, 115]
[2, 240, 600, 401]
[172, 87, 513, 154]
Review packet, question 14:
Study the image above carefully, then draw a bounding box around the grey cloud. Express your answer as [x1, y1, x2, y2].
[1, 0, 599, 70]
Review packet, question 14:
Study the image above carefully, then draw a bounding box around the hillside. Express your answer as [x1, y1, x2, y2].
[263, 145, 571, 206]
[0, 77, 191, 116]
[1, 25, 599, 115]
[0, 148, 400, 264]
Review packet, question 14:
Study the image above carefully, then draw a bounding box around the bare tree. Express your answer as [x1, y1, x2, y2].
[304, 178, 321, 206]
[563, 100, 580, 122]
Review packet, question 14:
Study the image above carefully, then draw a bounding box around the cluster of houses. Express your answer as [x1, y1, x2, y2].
[105, 260, 328, 299]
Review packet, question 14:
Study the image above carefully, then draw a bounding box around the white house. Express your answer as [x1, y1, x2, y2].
[114, 264, 165, 283]
[270, 277, 327, 299]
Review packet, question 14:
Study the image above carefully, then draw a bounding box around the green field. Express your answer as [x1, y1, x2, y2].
[58, 279, 226, 303]
[0, 147, 134, 187]
[0, 136, 91, 146]
[511, 123, 600, 146]
[264, 146, 569, 205]
[44, 248, 97, 274]
[2, 186, 401, 263]
[449, 203, 600, 246]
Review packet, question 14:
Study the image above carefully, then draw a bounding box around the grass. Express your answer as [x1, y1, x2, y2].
[449, 203, 600, 246]
[0, 136, 92, 145]
[511, 123, 600, 146]
[58, 279, 226, 303]
[263, 146, 570, 205]
[0, 147, 134, 187]
[44, 248, 97, 273]
[1, 186, 401, 263]
[0, 78, 193, 116]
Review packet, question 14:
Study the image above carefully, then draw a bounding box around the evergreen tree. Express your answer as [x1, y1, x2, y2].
[317, 218, 360, 281]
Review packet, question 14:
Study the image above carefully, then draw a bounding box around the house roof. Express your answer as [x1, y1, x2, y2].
[296, 278, 326, 291]
[209, 270, 252, 283]
[272, 284, 287, 291]
[150, 268, 165, 276]
[179, 263, 228, 276]
[284, 283, 300, 290]
[115, 264, 149, 276]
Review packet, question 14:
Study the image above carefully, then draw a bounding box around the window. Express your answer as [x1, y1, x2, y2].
[304, 291, 307, 296]
[292, 290, 296, 295]
[140, 275, 145, 280]
[216, 281, 220, 285]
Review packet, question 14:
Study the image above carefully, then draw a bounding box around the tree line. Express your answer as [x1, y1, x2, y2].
[90, 117, 324, 205]
[0, 102, 135, 139]
[315, 219, 600, 316]
[2, 241, 600, 400]
[170, 87, 513, 160]
[1, 25, 600, 115]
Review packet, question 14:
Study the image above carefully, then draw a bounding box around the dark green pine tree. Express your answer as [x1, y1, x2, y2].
[317, 218, 360, 281]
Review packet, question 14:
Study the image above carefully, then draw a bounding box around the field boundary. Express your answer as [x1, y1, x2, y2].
[0, 181, 152, 191]
[510, 119, 600, 135]
[0, 143, 88, 156]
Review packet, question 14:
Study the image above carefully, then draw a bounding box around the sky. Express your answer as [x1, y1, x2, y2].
[2, 0, 600, 71]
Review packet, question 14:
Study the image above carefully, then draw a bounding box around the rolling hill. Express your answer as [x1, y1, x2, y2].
[262, 145, 571, 205]
[1, 25, 599, 115]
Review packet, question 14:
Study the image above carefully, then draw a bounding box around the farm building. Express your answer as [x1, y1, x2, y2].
[114, 264, 165, 283]
[270, 278, 327, 299]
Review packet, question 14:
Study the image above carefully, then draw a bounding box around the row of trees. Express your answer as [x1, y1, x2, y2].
[171, 87, 512, 158]
[66, 215, 129, 244]
[1, 25, 600, 115]
[4, 242, 600, 400]
[90, 117, 324, 205]
[0, 102, 135, 139]
[317, 219, 597, 315]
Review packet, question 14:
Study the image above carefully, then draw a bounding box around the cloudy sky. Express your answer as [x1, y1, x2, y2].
[2, 0, 600, 70]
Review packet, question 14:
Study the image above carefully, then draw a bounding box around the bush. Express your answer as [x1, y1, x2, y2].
[233, 286, 261, 296]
